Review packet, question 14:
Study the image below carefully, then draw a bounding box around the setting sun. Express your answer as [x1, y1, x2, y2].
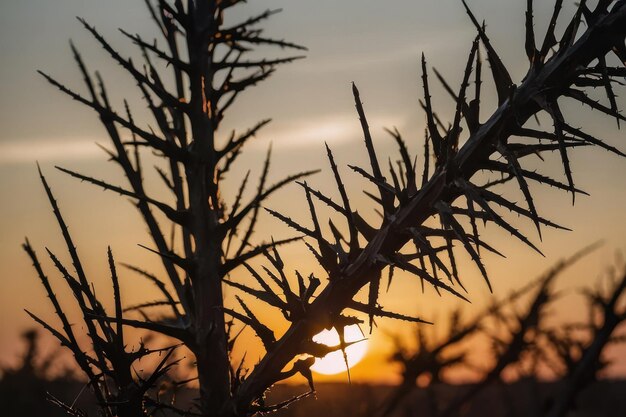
[310, 324, 368, 375]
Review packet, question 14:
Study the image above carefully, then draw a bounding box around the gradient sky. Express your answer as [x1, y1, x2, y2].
[1, 0, 625, 383]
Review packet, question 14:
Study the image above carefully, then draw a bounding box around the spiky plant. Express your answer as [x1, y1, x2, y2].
[25, 1, 625, 416]
[230, 1, 626, 412]
[543, 264, 626, 417]
[379, 248, 626, 417]
[380, 276, 540, 417]
[28, 1, 312, 415]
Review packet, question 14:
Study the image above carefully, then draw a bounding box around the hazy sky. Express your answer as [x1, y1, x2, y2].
[0, 0, 625, 382]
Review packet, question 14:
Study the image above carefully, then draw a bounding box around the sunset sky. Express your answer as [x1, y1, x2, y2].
[0, 0, 625, 383]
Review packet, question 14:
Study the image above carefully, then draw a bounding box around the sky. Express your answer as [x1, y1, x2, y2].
[0, 0, 625, 384]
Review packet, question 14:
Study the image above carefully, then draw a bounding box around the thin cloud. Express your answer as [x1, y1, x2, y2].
[0, 115, 407, 165]
[249, 115, 404, 150]
[0, 137, 103, 165]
